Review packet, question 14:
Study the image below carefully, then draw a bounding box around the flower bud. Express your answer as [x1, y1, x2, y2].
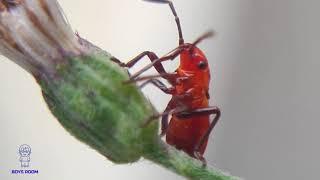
[0, 0, 158, 163]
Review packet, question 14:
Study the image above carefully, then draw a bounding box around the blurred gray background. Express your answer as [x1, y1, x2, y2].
[1, 0, 319, 179]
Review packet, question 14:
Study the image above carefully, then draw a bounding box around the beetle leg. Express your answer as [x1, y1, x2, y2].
[124, 51, 168, 74]
[139, 78, 175, 94]
[160, 98, 177, 136]
[129, 47, 184, 81]
[110, 57, 126, 67]
[177, 106, 221, 150]
[118, 49, 182, 84]
[125, 72, 177, 84]
[194, 151, 207, 167]
[141, 106, 187, 128]
[109, 51, 170, 79]
[176, 106, 221, 165]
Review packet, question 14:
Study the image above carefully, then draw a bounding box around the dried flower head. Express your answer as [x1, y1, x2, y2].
[0, 0, 83, 76]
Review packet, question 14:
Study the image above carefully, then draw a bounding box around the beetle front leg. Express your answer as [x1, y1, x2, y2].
[118, 51, 172, 81]
[125, 51, 168, 74]
[139, 78, 175, 94]
[129, 47, 184, 81]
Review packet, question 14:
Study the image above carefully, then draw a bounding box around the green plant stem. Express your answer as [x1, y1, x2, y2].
[144, 141, 241, 180]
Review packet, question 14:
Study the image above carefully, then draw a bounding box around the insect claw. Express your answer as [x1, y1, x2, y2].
[194, 151, 207, 168]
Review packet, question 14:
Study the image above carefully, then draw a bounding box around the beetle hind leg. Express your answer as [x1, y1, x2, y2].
[194, 151, 207, 167]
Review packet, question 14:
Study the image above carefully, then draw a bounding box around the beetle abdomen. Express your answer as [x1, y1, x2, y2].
[166, 115, 210, 156]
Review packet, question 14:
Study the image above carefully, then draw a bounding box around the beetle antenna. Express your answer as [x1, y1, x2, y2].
[144, 0, 184, 45]
[192, 31, 215, 46]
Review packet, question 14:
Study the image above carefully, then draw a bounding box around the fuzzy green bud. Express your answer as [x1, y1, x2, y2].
[40, 53, 158, 163]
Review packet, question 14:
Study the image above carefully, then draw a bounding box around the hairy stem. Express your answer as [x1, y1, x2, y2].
[144, 141, 241, 180]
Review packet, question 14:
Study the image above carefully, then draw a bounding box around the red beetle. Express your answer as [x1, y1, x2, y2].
[113, 0, 221, 165]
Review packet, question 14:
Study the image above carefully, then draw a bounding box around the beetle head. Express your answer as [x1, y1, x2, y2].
[179, 45, 209, 72]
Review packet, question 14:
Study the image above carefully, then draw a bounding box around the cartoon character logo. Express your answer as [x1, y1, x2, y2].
[19, 144, 31, 168]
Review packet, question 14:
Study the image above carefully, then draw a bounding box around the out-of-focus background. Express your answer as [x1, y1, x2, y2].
[1, 0, 319, 179]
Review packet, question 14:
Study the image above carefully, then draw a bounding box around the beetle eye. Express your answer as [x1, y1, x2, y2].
[198, 61, 207, 69]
